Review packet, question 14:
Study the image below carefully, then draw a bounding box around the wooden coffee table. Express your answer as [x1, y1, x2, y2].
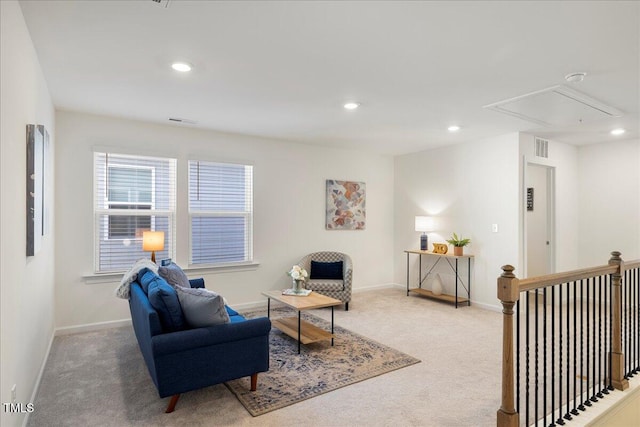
[262, 290, 342, 354]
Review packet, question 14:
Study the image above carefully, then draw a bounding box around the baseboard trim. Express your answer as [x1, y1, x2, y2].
[23, 329, 55, 427]
[55, 318, 132, 336]
[471, 300, 502, 312]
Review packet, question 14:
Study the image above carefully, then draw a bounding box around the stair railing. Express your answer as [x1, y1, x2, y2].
[497, 251, 639, 427]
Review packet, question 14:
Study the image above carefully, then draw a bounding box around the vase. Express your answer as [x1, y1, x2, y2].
[292, 279, 304, 293]
[432, 273, 443, 295]
[454, 246, 463, 256]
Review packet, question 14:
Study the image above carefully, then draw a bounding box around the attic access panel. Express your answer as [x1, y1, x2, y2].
[484, 85, 623, 127]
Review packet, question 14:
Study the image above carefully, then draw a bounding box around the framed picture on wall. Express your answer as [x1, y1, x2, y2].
[325, 179, 366, 230]
[26, 124, 50, 256]
[26, 124, 44, 256]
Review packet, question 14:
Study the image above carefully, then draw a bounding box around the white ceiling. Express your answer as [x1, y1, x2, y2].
[19, 0, 640, 155]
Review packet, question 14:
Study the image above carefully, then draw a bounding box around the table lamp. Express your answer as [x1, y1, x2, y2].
[415, 216, 435, 251]
[143, 231, 164, 263]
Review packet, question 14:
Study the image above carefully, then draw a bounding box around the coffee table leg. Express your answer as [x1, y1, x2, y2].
[331, 306, 334, 346]
[297, 310, 301, 354]
[267, 298, 271, 318]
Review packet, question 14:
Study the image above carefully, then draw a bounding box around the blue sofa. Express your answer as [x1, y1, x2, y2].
[128, 270, 271, 413]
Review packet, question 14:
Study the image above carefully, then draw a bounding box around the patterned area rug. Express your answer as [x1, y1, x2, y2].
[225, 307, 420, 416]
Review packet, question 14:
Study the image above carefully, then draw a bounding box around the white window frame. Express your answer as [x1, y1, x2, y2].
[93, 152, 176, 273]
[103, 164, 156, 241]
[188, 160, 254, 267]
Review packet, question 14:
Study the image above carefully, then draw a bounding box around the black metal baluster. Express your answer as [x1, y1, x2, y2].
[565, 282, 572, 421]
[550, 285, 556, 427]
[578, 279, 585, 412]
[557, 283, 564, 426]
[544, 287, 548, 426]
[629, 270, 632, 376]
[636, 268, 639, 374]
[526, 291, 531, 427]
[607, 274, 613, 392]
[636, 267, 639, 374]
[623, 270, 628, 379]
[536, 289, 540, 425]
[597, 275, 604, 398]
[632, 268, 637, 376]
[572, 281, 579, 416]
[517, 299, 521, 413]
[590, 276, 598, 404]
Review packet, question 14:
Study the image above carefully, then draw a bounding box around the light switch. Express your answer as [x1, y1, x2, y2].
[492, 224, 498, 233]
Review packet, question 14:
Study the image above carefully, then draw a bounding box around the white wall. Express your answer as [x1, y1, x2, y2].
[577, 138, 640, 266]
[394, 133, 520, 310]
[0, 2, 56, 426]
[55, 111, 395, 328]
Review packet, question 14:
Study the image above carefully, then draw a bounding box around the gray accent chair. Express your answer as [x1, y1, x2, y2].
[297, 251, 352, 310]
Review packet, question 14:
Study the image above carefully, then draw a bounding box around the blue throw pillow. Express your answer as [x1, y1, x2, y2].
[137, 268, 158, 294]
[310, 261, 343, 280]
[147, 277, 185, 332]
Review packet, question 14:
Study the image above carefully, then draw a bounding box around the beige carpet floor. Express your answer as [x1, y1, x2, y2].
[28, 287, 503, 426]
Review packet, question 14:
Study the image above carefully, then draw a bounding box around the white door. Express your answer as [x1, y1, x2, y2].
[525, 163, 555, 277]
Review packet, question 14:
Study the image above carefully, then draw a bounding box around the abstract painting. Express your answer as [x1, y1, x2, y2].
[326, 180, 366, 230]
[26, 124, 44, 256]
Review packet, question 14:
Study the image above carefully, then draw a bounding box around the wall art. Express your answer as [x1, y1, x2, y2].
[325, 180, 366, 230]
[26, 124, 49, 256]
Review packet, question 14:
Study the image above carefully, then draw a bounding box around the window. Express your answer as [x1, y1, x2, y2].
[188, 160, 253, 266]
[106, 166, 153, 239]
[94, 153, 176, 272]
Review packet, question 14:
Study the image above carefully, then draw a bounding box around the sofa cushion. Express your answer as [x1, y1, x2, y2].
[306, 279, 345, 292]
[138, 268, 159, 294]
[310, 260, 343, 280]
[147, 277, 185, 332]
[225, 305, 239, 317]
[175, 286, 230, 328]
[228, 314, 246, 323]
[158, 262, 191, 289]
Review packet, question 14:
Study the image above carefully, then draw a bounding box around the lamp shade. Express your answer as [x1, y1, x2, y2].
[143, 231, 165, 252]
[415, 216, 435, 232]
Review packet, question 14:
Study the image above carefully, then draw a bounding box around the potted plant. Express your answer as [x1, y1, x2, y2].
[446, 232, 471, 256]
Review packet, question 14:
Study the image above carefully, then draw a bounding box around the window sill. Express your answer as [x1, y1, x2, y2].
[82, 261, 261, 284]
[184, 261, 261, 274]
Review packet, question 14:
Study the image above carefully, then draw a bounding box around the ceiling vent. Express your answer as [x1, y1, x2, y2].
[151, 0, 171, 8]
[534, 137, 549, 158]
[484, 85, 623, 127]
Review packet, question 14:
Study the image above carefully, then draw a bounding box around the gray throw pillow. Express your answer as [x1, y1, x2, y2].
[175, 286, 230, 328]
[158, 262, 190, 289]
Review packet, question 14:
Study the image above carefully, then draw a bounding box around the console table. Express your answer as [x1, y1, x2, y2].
[404, 250, 473, 308]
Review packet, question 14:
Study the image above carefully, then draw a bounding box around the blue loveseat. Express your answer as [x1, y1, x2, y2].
[128, 269, 271, 413]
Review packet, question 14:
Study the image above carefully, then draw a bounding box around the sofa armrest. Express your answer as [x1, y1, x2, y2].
[188, 278, 205, 289]
[152, 317, 271, 356]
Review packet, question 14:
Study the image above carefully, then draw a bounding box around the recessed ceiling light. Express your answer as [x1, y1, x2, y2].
[448, 125, 461, 132]
[343, 102, 360, 110]
[171, 62, 192, 72]
[611, 128, 626, 136]
[565, 72, 587, 83]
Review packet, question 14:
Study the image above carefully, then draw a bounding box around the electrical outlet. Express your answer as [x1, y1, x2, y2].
[492, 224, 498, 233]
[11, 384, 16, 404]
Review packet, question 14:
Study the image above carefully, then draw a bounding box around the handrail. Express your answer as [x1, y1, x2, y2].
[626, 259, 640, 269]
[497, 251, 639, 427]
[519, 265, 617, 292]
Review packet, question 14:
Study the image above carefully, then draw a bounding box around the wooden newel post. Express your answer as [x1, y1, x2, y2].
[608, 251, 629, 391]
[497, 265, 520, 427]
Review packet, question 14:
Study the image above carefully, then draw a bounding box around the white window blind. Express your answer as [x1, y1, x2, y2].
[94, 152, 176, 272]
[188, 160, 253, 266]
